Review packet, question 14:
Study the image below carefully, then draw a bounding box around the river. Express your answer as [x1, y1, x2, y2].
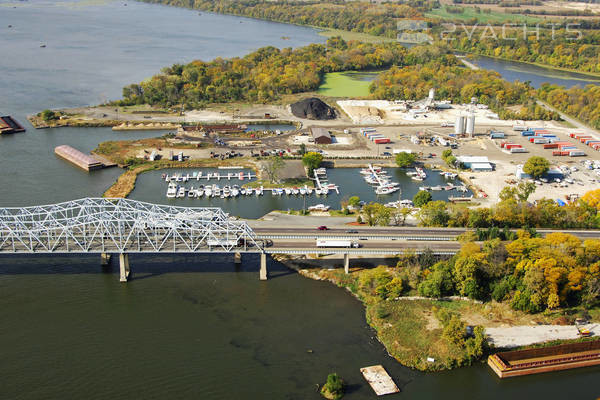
[1, 1, 599, 399]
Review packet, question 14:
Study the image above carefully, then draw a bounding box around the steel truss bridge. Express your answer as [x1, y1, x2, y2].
[0, 198, 458, 281]
[0, 198, 262, 254]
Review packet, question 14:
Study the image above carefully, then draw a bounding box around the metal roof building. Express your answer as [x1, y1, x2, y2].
[310, 127, 332, 144]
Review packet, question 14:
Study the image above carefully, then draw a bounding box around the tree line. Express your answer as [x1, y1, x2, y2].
[368, 59, 558, 120]
[538, 83, 600, 129]
[118, 39, 447, 107]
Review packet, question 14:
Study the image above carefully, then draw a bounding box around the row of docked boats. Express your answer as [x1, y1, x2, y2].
[163, 171, 255, 182]
[167, 182, 263, 198]
[418, 184, 468, 192]
[360, 165, 400, 195]
[166, 182, 334, 199]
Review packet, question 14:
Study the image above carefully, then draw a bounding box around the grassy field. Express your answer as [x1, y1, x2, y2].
[317, 71, 380, 98]
[426, 7, 543, 24]
[316, 27, 395, 44]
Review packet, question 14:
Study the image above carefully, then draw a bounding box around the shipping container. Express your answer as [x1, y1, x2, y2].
[552, 151, 562, 156]
[521, 131, 534, 137]
[374, 138, 391, 144]
[533, 138, 549, 144]
[544, 144, 559, 149]
[513, 125, 527, 131]
[510, 147, 528, 153]
[569, 151, 586, 157]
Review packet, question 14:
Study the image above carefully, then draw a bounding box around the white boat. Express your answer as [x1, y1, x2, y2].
[205, 186, 213, 197]
[245, 188, 253, 196]
[307, 204, 330, 212]
[223, 186, 231, 197]
[284, 188, 292, 195]
[322, 188, 329, 195]
[188, 187, 195, 198]
[419, 186, 427, 191]
[166, 182, 177, 198]
[240, 188, 246, 195]
[214, 186, 221, 196]
[176, 187, 186, 198]
[197, 188, 204, 197]
[292, 188, 299, 195]
[232, 187, 239, 197]
[398, 199, 414, 208]
[306, 188, 313, 195]
[256, 186, 264, 196]
[300, 187, 307, 195]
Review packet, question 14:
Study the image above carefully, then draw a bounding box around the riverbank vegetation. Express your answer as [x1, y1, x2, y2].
[417, 186, 600, 229]
[538, 83, 600, 129]
[290, 231, 600, 370]
[138, 0, 600, 76]
[118, 39, 452, 108]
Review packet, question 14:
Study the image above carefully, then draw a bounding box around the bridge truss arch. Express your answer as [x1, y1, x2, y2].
[0, 198, 262, 254]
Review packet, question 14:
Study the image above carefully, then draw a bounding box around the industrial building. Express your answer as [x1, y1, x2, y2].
[310, 127, 332, 144]
[456, 156, 493, 172]
[515, 164, 564, 180]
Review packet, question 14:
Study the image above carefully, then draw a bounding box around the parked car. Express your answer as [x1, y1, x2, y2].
[346, 229, 358, 234]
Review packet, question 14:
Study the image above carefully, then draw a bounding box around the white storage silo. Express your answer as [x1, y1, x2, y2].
[466, 114, 475, 136]
[455, 115, 465, 135]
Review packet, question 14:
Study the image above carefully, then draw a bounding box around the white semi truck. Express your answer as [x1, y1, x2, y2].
[316, 239, 360, 248]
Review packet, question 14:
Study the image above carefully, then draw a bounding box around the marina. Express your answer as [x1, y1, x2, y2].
[4, 1, 600, 399]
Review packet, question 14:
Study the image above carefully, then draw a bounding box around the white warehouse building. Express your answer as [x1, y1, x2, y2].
[456, 156, 493, 172]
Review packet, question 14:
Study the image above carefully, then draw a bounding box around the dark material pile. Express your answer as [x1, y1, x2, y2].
[290, 97, 336, 120]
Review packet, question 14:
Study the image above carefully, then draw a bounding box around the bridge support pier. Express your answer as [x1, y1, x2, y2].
[101, 253, 112, 266]
[234, 252, 242, 264]
[119, 253, 130, 282]
[344, 253, 350, 274]
[259, 253, 268, 281]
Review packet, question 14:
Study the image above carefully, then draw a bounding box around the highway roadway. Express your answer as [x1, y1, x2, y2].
[254, 227, 600, 240]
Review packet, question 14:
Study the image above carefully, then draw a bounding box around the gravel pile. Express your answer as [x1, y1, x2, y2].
[290, 97, 336, 120]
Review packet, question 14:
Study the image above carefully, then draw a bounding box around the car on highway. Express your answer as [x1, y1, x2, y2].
[382, 152, 391, 156]
[317, 225, 329, 230]
[346, 229, 358, 234]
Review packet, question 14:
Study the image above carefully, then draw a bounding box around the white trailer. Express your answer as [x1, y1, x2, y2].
[316, 239, 359, 248]
[207, 239, 240, 247]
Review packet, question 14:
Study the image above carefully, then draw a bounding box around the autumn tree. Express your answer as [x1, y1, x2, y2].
[523, 156, 550, 179]
[395, 152, 417, 167]
[262, 156, 285, 183]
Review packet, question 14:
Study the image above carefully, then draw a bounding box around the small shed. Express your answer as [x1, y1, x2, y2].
[310, 127, 332, 144]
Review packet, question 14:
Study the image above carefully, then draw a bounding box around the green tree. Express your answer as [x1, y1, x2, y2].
[523, 156, 550, 179]
[298, 143, 307, 155]
[413, 190, 433, 207]
[321, 373, 345, 400]
[395, 152, 417, 167]
[362, 202, 391, 226]
[302, 151, 323, 177]
[262, 156, 285, 183]
[417, 201, 450, 226]
[40, 109, 57, 121]
[348, 196, 361, 207]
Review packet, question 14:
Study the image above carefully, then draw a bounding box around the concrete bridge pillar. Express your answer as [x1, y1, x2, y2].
[344, 253, 350, 274]
[259, 253, 268, 281]
[119, 253, 130, 282]
[101, 253, 112, 266]
[234, 252, 242, 264]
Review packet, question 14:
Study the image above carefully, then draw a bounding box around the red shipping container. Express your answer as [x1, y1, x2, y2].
[544, 144, 558, 149]
[561, 151, 570, 156]
[552, 151, 562, 156]
[374, 138, 390, 144]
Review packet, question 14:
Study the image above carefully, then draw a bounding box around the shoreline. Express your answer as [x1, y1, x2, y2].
[275, 255, 600, 372]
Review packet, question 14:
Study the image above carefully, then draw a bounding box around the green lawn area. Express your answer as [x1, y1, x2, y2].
[426, 7, 542, 24]
[317, 71, 381, 98]
[317, 27, 395, 44]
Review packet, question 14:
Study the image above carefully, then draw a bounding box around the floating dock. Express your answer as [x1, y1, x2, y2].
[0, 116, 26, 134]
[55, 145, 103, 171]
[488, 340, 600, 378]
[360, 365, 399, 396]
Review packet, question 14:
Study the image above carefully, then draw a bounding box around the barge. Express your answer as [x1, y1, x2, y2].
[54, 145, 103, 171]
[488, 340, 600, 378]
[0, 116, 26, 134]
